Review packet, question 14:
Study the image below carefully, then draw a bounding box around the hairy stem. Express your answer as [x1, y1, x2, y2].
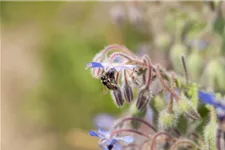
[143, 55, 152, 89]
[139, 139, 151, 150]
[168, 72, 175, 113]
[113, 117, 157, 133]
[123, 70, 128, 84]
[155, 65, 180, 101]
[150, 132, 175, 150]
[110, 129, 151, 139]
[109, 52, 143, 64]
[101, 44, 137, 58]
[173, 128, 181, 137]
[189, 132, 204, 146]
[170, 139, 200, 150]
[216, 128, 222, 150]
[115, 72, 120, 84]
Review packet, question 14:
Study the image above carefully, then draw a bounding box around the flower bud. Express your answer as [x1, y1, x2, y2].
[204, 107, 217, 150]
[153, 96, 165, 112]
[131, 109, 146, 129]
[187, 83, 199, 109]
[136, 87, 151, 111]
[122, 83, 133, 103]
[128, 103, 140, 129]
[158, 110, 178, 130]
[174, 96, 200, 120]
[111, 88, 124, 107]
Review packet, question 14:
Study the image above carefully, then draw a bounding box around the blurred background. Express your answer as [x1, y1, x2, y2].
[1, 1, 225, 150]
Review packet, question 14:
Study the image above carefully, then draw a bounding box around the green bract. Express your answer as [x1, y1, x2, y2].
[158, 110, 178, 130]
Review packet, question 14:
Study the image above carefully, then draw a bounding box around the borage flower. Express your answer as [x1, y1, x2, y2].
[216, 107, 225, 122]
[86, 61, 136, 72]
[198, 91, 225, 111]
[89, 126, 134, 150]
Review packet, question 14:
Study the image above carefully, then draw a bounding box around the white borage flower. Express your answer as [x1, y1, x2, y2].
[86, 61, 136, 72]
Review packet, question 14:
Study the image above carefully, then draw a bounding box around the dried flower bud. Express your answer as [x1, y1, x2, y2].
[136, 87, 151, 111]
[158, 110, 178, 130]
[122, 83, 133, 103]
[174, 97, 200, 120]
[111, 88, 124, 107]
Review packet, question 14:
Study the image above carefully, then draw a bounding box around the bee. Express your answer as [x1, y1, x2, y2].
[100, 68, 118, 90]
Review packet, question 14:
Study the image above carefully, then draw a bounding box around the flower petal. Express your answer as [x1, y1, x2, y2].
[117, 136, 134, 144]
[105, 139, 122, 150]
[198, 91, 215, 105]
[94, 114, 115, 130]
[102, 147, 108, 150]
[198, 91, 225, 111]
[86, 62, 104, 69]
[145, 105, 153, 125]
[112, 65, 136, 72]
[97, 126, 110, 138]
[88, 130, 100, 138]
[113, 143, 122, 150]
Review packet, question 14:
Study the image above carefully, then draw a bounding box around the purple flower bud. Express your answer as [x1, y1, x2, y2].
[122, 83, 133, 103]
[111, 88, 124, 107]
[136, 88, 151, 111]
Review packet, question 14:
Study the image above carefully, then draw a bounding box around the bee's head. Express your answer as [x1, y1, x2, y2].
[100, 75, 106, 80]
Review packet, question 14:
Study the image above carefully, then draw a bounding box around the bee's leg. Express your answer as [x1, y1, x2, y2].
[102, 85, 108, 95]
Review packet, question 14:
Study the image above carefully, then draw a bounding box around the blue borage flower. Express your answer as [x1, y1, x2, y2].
[94, 114, 115, 130]
[86, 62, 136, 72]
[187, 39, 208, 51]
[216, 108, 225, 121]
[198, 91, 225, 111]
[88, 126, 134, 150]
